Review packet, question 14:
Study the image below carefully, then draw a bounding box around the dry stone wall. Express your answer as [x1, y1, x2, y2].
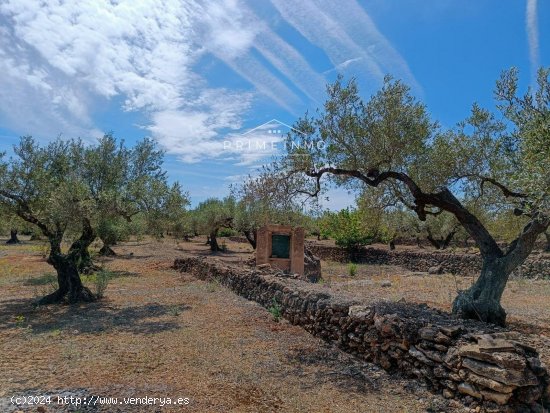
[307, 245, 550, 279]
[225, 236, 550, 278]
[174, 257, 550, 412]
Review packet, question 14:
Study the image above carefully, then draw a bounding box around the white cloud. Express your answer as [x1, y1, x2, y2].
[0, 0, 198, 140]
[0, 0, 419, 165]
[270, 0, 421, 93]
[270, 0, 384, 84]
[526, 0, 540, 85]
[323, 57, 363, 74]
[0, 0, 322, 161]
[314, 0, 420, 92]
[147, 88, 253, 163]
[0, 24, 101, 139]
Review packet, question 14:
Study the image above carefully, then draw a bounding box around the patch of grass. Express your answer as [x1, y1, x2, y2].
[0, 262, 16, 285]
[14, 314, 26, 327]
[347, 263, 358, 277]
[206, 278, 222, 293]
[83, 269, 113, 299]
[168, 305, 182, 316]
[268, 298, 282, 322]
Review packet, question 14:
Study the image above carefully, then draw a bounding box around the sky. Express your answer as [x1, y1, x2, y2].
[0, 0, 548, 209]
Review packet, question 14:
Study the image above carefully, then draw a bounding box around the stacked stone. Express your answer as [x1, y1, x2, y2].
[173, 257, 550, 412]
[308, 245, 550, 279]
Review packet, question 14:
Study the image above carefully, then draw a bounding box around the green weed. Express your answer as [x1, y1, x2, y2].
[268, 298, 282, 322]
[347, 263, 358, 277]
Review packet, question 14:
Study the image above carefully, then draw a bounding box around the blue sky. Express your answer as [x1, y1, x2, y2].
[0, 0, 548, 209]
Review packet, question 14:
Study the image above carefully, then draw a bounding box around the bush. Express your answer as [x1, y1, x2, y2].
[84, 270, 112, 299]
[347, 263, 358, 277]
[321, 209, 375, 250]
[218, 227, 237, 237]
[268, 298, 282, 322]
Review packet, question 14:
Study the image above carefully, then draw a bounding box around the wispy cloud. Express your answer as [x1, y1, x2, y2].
[314, 0, 421, 94]
[270, 0, 421, 94]
[271, 0, 384, 84]
[526, 0, 540, 85]
[323, 57, 363, 74]
[0, 0, 325, 162]
[146, 88, 253, 163]
[0, 0, 199, 139]
[0, 0, 419, 165]
[198, 0, 325, 110]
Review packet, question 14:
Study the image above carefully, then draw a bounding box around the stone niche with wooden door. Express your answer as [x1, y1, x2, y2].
[256, 225, 304, 276]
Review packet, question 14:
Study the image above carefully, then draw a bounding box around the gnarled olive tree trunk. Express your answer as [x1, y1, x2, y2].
[426, 227, 457, 250]
[301, 167, 549, 326]
[209, 230, 221, 252]
[40, 251, 96, 304]
[452, 216, 548, 326]
[99, 236, 116, 256]
[243, 229, 257, 249]
[6, 229, 20, 244]
[99, 244, 116, 256]
[38, 220, 97, 305]
[452, 257, 508, 325]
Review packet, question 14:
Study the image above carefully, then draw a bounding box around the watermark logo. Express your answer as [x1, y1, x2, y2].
[222, 119, 323, 165]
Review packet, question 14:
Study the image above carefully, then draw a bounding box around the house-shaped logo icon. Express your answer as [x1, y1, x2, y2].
[240, 119, 306, 137]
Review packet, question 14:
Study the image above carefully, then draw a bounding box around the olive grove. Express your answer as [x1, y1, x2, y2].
[0, 135, 187, 304]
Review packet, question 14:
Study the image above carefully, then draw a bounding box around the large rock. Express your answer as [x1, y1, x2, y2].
[479, 388, 513, 405]
[304, 247, 322, 282]
[459, 344, 527, 370]
[428, 265, 443, 274]
[457, 382, 482, 399]
[462, 357, 539, 386]
[348, 305, 372, 319]
[461, 370, 516, 393]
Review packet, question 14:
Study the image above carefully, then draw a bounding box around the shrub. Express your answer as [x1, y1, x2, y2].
[348, 263, 358, 277]
[86, 270, 112, 299]
[321, 209, 375, 250]
[218, 227, 237, 237]
[268, 298, 282, 322]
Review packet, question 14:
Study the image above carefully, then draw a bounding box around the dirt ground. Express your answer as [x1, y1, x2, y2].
[321, 261, 550, 334]
[0, 237, 459, 413]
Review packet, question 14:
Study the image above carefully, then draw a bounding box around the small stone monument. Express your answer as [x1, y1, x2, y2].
[256, 225, 304, 276]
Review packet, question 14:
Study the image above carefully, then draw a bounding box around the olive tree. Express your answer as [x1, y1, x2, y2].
[195, 197, 235, 251]
[417, 212, 462, 250]
[280, 70, 549, 326]
[231, 173, 314, 249]
[0, 135, 184, 304]
[0, 207, 22, 244]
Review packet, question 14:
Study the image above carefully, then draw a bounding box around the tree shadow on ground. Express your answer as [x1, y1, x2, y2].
[22, 273, 57, 286]
[283, 341, 432, 402]
[22, 270, 140, 287]
[111, 253, 155, 260]
[0, 298, 191, 335]
[283, 342, 383, 393]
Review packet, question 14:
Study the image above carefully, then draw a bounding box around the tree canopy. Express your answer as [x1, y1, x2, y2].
[0, 135, 187, 303]
[277, 69, 550, 326]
